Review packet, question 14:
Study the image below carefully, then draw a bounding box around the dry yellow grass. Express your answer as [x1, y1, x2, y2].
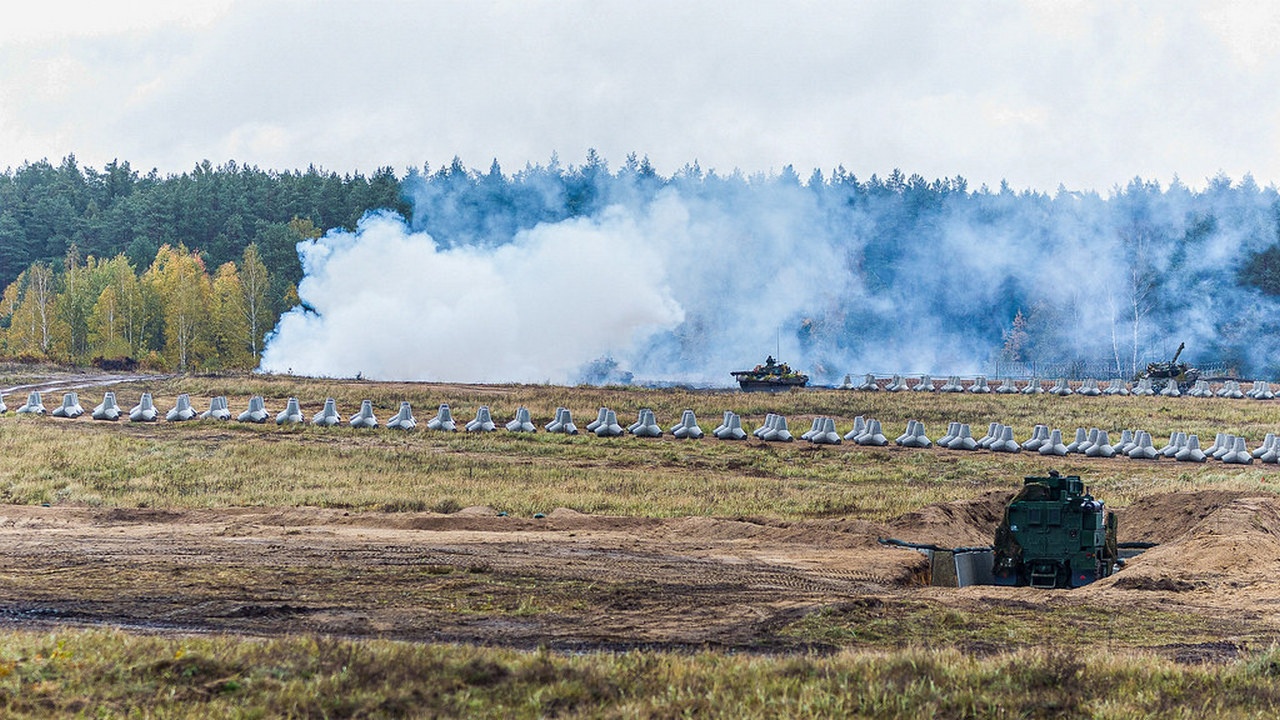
[0, 373, 1273, 518]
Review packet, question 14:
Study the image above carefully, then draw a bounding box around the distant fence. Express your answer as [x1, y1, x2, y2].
[989, 359, 1233, 381]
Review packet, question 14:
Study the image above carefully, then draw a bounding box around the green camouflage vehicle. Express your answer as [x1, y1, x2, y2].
[992, 472, 1119, 588]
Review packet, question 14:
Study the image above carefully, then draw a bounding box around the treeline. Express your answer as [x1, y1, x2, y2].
[0, 155, 407, 303]
[4, 152, 1280, 375]
[1, 242, 281, 371]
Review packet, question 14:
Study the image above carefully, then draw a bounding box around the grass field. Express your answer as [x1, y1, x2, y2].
[2, 629, 1280, 718]
[4, 371, 1280, 717]
[0, 373, 1276, 518]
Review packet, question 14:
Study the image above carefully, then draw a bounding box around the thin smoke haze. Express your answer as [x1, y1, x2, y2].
[261, 160, 1280, 384]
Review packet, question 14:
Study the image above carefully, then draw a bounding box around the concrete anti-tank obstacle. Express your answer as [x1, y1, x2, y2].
[843, 416, 866, 442]
[130, 393, 159, 422]
[1204, 433, 1227, 459]
[1064, 428, 1088, 454]
[505, 406, 536, 433]
[713, 411, 748, 440]
[466, 406, 497, 433]
[1175, 435, 1207, 463]
[1261, 437, 1280, 464]
[593, 409, 624, 437]
[1038, 429, 1068, 456]
[977, 422, 1001, 449]
[235, 395, 267, 424]
[387, 401, 417, 430]
[945, 424, 977, 450]
[670, 410, 704, 439]
[51, 391, 84, 418]
[92, 392, 121, 421]
[1248, 381, 1275, 400]
[426, 404, 455, 431]
[803, 417, 841, 445]
[16, 391, 45, 415]
[1021, 425, 1049, 451]
[586, 408, 609, 433]
[939, 376, 964, 393]
[0, 393, 6, 413]
[839, 374, 854, 390]
[757, 414, 795, 442]
[937, 422, 959, 447]
[312, 398, 341, 426]
[801, 418, 823, 442]
[349, 400, 378, 428]
[856, 374, 880, 391]
[885, 375, 906, 392]
[895, 420, 917, 446]
[854, 418, 887, 446]
[1212, 435, 1237, 461]
[1159, 432, 1186, 458]
[275, 397, 305, 425]
[1222, 436, 1254, 465]
[913, 376, 935, 392]
[1048, 378, 1072, 396]
[1252, 433, 1277, 460]
[1115, 429, 1136, 455]
[1076, 428, 1099, 454]
[994, 378, 1019, 394]
[969, 376, 991, 394]
[628, 409, 662, 437]
[1021, 379, 1043, 395]
[200, 396, 231, 421]
[1131, 378, 1156, 397]
[1103, 379, 1129, 396]
[1127, 431, 1158, 460]
[545, 407, 578, 435]
[1160, 378, 1181, 398]
[1077, 379, 1102, 397]
[1084, 430, 1116, 458]
[991, 425, 1021, 453]
[896, 420, 932, 448]
[1186, 380, 1212, 398]
[167, 394, 198, 422]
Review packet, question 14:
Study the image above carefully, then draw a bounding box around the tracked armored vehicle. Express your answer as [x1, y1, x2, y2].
[1142, 342, 1200, 390]
[992, 471, 1119, 588]
[730, 356, 809, 392]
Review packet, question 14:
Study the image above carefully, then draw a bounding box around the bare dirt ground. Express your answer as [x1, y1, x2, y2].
[1, 490, 1278, 659]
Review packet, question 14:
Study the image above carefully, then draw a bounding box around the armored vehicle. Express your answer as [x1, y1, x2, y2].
[1142, 342, 1199, 390]
[730, 356, 809, 392]
[992, 471, 1118, 588]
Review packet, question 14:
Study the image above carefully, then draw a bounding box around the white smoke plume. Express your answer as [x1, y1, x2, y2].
[261, 208, 687, 383]
[262, 163, 1280, 385]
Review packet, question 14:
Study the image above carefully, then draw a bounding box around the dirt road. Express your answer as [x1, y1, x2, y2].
[0, 490, 1278, 659]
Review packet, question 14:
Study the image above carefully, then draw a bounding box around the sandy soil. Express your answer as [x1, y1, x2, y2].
[1, 490, 1278, 658]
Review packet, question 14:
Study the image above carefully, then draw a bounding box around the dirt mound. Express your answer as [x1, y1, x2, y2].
[883, 490, 1013, 548]
[1114, 490, 1259, 544]
[1090, 495, 1280, 599]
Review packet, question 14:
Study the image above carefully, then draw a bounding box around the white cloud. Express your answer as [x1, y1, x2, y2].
[0, 0, 1276, 191]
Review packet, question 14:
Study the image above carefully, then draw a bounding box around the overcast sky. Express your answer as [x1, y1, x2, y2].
[1, 0, 1277, 192]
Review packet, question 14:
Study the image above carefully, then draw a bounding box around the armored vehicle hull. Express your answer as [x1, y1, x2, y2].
[992, 472, 1118, 589]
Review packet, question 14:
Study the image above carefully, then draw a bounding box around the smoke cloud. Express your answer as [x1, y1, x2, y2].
[261, 162, 1280, 385]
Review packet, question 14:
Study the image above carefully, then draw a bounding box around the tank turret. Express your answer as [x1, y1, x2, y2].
[730, 355, 809, 392]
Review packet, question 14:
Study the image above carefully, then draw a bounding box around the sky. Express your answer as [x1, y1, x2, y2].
[1, 0, 1278, 193]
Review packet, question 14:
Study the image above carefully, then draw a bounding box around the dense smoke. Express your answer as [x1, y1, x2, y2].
[261, 158, 1280, 384]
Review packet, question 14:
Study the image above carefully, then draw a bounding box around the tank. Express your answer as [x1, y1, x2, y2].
[730, 356, 809, 392]
[992, 471, 1118, 588]
[1142, 341, 1200, 389]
